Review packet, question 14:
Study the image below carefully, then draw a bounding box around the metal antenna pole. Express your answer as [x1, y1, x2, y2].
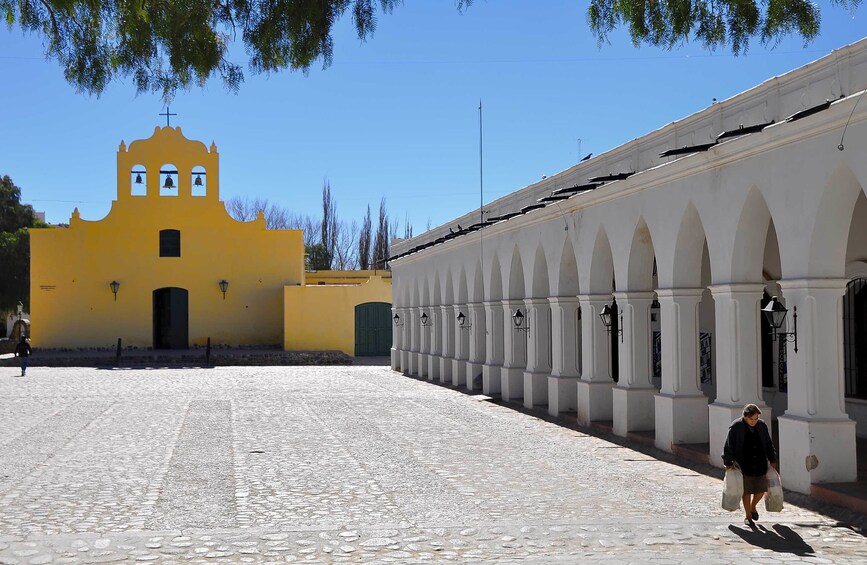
[480, 99, 484, 225]
[479, 100, 484, 294]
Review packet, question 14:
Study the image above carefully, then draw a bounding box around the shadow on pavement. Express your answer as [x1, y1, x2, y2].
[351, 356, 390, 366]
[728, 523, 815, 555]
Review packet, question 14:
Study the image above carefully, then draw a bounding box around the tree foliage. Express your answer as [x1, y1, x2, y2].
[0, 175, 42, 314]
[588, 0, 860, 55]
[4, 0, 856, 99]
[0, 229, 30, 314]
[305, 242, 331, 270]
[0, 0, 412, 99]
[1, 175, 36, 233]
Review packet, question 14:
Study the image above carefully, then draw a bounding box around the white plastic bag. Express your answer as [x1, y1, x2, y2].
[722, 466, 743, 511]
[765, 466, 784, 512]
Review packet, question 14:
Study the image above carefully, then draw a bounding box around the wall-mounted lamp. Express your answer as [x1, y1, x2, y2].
[218, 279, 229, 300]
[761, 296, 798, 353]
[457, 311, 471, 330]
[599, 302, 623, 342]
[513, 308, 530, 335]
[109, 280, 120, 301]
[393, 313, 403, 326]
[421, 312, 433, 327]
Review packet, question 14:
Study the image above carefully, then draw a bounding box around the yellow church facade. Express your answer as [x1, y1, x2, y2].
[29, 126, 392, 356]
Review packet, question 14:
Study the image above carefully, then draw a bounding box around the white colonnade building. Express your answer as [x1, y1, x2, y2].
[389, 39, 867, 495]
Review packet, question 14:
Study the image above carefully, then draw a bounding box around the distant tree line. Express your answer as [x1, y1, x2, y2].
[225, 179, 414, 271]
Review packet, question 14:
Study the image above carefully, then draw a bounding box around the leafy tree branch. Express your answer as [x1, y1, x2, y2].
[2, 0, 857, 100]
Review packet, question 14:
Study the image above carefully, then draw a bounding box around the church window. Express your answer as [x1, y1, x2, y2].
[131, 165, 147, 196]
[192, 166, 207, 197]
[844, 278, 867, 399]
[160, 229, 181, 257]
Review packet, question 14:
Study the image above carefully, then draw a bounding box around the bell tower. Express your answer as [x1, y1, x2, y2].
[115, 126, 220, 203]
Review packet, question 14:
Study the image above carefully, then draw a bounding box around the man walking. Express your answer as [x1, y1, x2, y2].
[14, 336, 32, 377]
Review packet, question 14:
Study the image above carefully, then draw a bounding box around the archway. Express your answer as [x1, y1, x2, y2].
[588, 228, 616, 382]
[844, 190, 867, 401]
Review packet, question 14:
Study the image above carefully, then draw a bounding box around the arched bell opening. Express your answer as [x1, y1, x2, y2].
[192, 165, 207, 197]
[160, 164, 179, 197]
[131, 165, 147, 196]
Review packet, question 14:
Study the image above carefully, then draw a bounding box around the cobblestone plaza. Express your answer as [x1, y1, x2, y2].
[1, 365, 865, 563]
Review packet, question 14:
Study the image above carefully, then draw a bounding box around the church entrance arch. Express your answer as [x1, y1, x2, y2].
[355, 302, 392, 356]
[153, 287, 189, 349]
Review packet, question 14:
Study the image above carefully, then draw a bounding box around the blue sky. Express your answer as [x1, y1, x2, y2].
[1, 1, 865, 233]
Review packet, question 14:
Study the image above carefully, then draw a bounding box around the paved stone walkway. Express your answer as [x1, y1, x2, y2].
[0, 366, 864, 564]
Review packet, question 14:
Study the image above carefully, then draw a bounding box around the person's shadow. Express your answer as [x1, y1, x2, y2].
[728, 522, 815, 555]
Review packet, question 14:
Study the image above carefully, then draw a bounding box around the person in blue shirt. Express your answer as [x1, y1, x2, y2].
[13, 336, 32, 377]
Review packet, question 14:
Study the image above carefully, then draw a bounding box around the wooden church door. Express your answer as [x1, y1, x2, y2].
[153, 287, 189, 349]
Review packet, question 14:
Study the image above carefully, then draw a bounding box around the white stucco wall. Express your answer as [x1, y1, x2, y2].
[389, 39, 867, 494]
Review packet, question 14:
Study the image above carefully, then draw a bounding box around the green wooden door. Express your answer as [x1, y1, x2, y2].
[355, 302, 393, 356]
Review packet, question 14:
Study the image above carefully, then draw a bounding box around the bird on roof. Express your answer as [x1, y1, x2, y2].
[580, 153, 592, 162]
[457, 224, 463, 230]
[449, 228, 454, 234]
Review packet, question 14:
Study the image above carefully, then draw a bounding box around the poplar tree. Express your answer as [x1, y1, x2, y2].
[371, 198, 389, 270]
[321, 179, 337, 270]
[358, 205, 372, 270]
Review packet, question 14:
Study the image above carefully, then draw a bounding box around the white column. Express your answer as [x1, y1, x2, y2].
[439, 305, 454, 383]
[576, 294, 615, 424]
[452, 305, 469, 386]
[707, 284, 771, 467]
[523, 298, 552, 409]
[501, 299, 527, 402]
[419, 308, 431, 378]
[482, 301, 504, 395]
[427, 307, 441, 381]
[391, 306, 401, 371]
[548, 297, 581, 416]
[654, 288, 709, 452]
[465, 302, 486, 391]
[612, 292, 657, 436]
[399, 307, 410, 375]
[777, 279, 857, 493]
[408, 307, 421, 377]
